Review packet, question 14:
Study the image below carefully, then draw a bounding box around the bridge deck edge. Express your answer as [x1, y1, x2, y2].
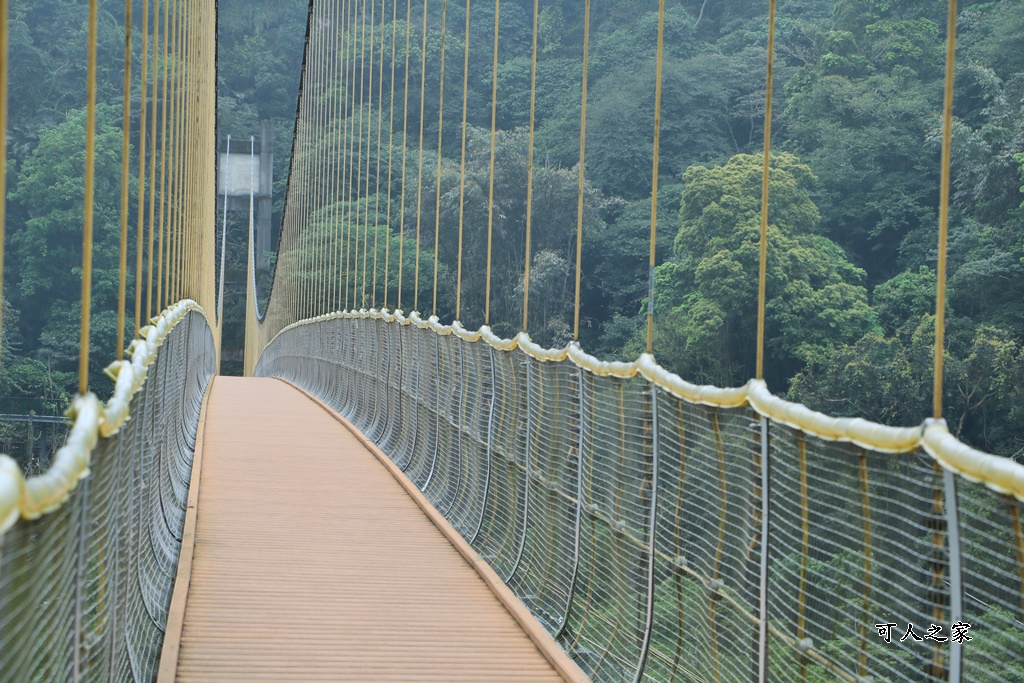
[157, 376, 216, 683]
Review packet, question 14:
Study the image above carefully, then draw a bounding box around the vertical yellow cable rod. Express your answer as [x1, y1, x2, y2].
[325, 0, 342, 309]
[79, 0, 100, 394]
[305, 15, 317, 319]
[454, 0, 470, 321]
[326, 0, 344, 312]
[320, 0, 335, 316]
[413, 0, 428, 313]
[361, 0, 378, 305]
[189, 0, 198, 298]
[171, 0, 187, 302]
[146, 0, 163, 321]
[181, 0, 193, 302]
[0, 0, 6, 348]
[297, 6, 314, 320]
[521, 0, 539, 333]
[167, 0, 180, 302]
[316, 0, 330, 317]
[934, 0, 958, 419]
[297, 41, 310, 321]
[337, 0, 354, 309]
[155, 0, 173, 312]
[116, 0, 133, 360]
[371, 0, 387, 308]
[303, 1, 318, 318]
[572, 0, 590, 342]
[344, 0, 365, 309]
[382, 0, 399, 310]
[355, 0, 370, 307]
[312, 0, 327, 317]
[135, 0, 151, 333]
[192, 0, 200, 301]
[396, 0, 413, 311]
[325, 0, 343, 315]
[180, 0, 191, 302]
[161, 0, 180, 309]
[431, 0, 447, 317]
[340, 0, 356, 309]
[645, 0, 666, 355]
[755, 0, 777, 380]
[484, 0, 499, 326]
[165, 0, 177, 302]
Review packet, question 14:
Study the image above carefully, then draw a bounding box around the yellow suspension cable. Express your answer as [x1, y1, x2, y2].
[934, 0, 958, 419]
[431, 0, 447, 317]
[372, 0, 387, 308]
[295, 18, 309, 320]
[171, 0, 186, 303]
[181, 0, 193, 302]
[396, 0, 413, 311]
[327, 0, 345, 312]
[484, 0, 499, 326]
[522, 0, 539, 333]
[135, 0, 151, 334]
[304, 2, 318, 318]
[146, 0, 163, 321]
[346, 0, 365, 310]
[80, 0, 100, 394]
[454, 0, 470, 321]
[755, 0, 777, 381]
[361, 0, 378, 306]
[0, 0, 5, 351]
[180, 0, 191, 303]
[322, 2, 336, 316]
[333, 0, 350, 311]
[382, 0, 400, 310]
[299, 61, 311, 319]
[316, 0, 330, 318]
[314, 0, 328, 317]
[167, 0, 179, 302]
[341, 0, 356, 310]
[116, 0, 133, 360]
[572, 0, 591, 342]
[646, 0, 666, 355]
[155, 0, 172, 312]
[325, 0, 342, 315]
[161, 0, 180, 309]
[413, 0, 428, 313]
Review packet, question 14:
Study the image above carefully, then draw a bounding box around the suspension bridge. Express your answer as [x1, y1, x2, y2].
[0, 0, 1022, 681]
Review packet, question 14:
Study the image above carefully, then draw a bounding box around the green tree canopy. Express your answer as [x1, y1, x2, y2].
[644, 152, 876, 387]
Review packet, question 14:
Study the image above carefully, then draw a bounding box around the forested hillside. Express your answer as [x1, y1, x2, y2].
[3, 0, 1024, 461]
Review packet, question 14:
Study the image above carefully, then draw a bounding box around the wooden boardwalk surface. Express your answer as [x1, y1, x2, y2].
[158, 377, 577, 682]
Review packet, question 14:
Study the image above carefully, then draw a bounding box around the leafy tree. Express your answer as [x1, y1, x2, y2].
[7, 104, 132, 394]
[638, 152, 875, 387]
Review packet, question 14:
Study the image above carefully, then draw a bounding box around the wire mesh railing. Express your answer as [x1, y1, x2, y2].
[257, 310, 1024, 683]
[0, 303, 216, 682]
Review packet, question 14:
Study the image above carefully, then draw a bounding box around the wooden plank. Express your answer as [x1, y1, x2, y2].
[168, 377, 576, 682]
[286, 379, 591, 683]
[158, 376, 216, 683]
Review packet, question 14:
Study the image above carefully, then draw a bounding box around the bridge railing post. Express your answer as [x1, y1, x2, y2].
[758, 415, 770, 683]
[633, 381, 660, 683]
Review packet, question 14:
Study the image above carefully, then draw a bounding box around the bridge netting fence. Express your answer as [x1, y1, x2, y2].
[0, 305, 216, 682]
[257, 311, 1024, 683]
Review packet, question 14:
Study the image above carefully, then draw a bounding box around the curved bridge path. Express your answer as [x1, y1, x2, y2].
[157, 377, 584, 682]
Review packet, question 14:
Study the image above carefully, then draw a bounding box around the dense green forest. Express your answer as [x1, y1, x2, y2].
[3, 0, 1024, 463]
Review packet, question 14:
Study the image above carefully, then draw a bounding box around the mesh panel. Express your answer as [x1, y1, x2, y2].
[0, 311, 216, 682]
[958, 481, 1024, 681]
[255, 315, 1024, 683]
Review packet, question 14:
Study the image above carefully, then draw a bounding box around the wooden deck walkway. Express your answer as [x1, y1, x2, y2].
[158, 377, 583, 682]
